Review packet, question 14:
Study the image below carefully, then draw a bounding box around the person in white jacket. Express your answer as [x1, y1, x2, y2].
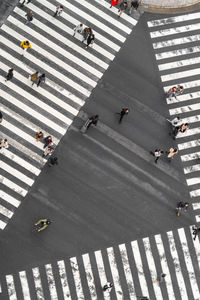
[73, 24, 83, 37]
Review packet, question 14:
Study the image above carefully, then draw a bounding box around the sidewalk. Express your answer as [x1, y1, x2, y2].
[140, 0, 200, 13]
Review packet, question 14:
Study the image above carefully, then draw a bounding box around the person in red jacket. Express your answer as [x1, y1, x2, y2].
[110, 0, 119, 8]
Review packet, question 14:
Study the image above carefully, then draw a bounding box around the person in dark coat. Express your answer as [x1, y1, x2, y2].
[48, 157, 58, 167]
[118, 1, 127, 18]
[85, 34, 95, 49]
[43, 136, 53, 148]
[117, 108, 130, 123]
[37, 73, 45, 87]
[5, 68, 13, 82]
[0, 111, 3, 123]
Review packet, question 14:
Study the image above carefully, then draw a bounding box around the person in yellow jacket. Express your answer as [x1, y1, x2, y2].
[20, 40, 32, 57]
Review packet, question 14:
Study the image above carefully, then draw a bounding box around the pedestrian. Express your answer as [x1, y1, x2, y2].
[166, 147, 178, 162]
[0, 139, 9, 149]
[103, 282, 113, 292]
[25, 10, 33, 24]
[117, 108, 130, 123]
[110, 0, 119, 8]
[167, 116, 181, 127]
[43, 145, 54, 157]
[37, 74, 45, 87]
[73, 23, 83, 37]
[118, 1, 127, 18]
[82, 27, 92, 43]
[5, 68, 13, 82]
[175, 85, 184, 97]
[35, 131, 43, 142]
[128, 0, 139, 15]
[150, 149, 164, 164]
[19, 0, 31, 7]
[48, 157, 58, 167]
[85, 33, 95, 49]
[173, 123, 189, 139]
[53, 5, 64, 17]
[20, 40, 32, 57]
[192, 225, 200, 241]
[30, 71, 39, 86]
[43, 135, 53, 148]
[159, 273, 166, 283]
[0, 111, 3, 123]
[87, 115, 99, 130]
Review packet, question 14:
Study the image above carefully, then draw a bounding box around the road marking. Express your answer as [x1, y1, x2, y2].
[82, 253, 97, 300]
[156, 46, 200, 60]
[161, 68, 200, 82]
[6, 275, 17, 300]
[32, 267, 45, 300]
[186, 177, 200, 186]
[150, 23, 200, 38]
[148, 12, 200, 27]
[153, 34, 200, 49]
[0, 190, 20, 208]
[70, 257, 85, 300]
[184, 164, 200, 174]
[0, 220, 7, 229]
[94, 250, 110, 300]
[192, 203, 200, 210]
[158, 56, 200, 71]
[19, 271, 31, 300]
[57, 260, 71, 300]
[0, 176, 27, 197]
[45, 264, 58, 300]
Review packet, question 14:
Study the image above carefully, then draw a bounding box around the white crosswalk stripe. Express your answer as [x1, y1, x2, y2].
[0, 0, 137, 229]
[148, 12, 200, 223]
[3, 226, 200, 299]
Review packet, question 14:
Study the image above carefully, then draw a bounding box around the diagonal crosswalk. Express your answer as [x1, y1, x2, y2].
[0, 0, 137, 230]
[148, 12, 200, 223]
[2, 225, 200, 299]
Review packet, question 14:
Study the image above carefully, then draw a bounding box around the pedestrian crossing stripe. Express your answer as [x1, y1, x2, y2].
[2, 226, 200, 299]
[0, 0, 137, 230]
[148, 13, 200, 222]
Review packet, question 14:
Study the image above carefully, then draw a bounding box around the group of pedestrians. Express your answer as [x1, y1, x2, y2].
[73, 24, 95, 49]
[110, 0, 140, 17]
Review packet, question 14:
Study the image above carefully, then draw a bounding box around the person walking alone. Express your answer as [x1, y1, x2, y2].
[192, 225, 200, 241]
[118, 1, 127, 18]
[166, 147, 178, 162]
[150, 149, 163, 164]
[117, 108, 130, 124]
[53, 5, 64, 17]
[30, 71, 39, 86]
[37, 74, 45, 87]
[73, 24, 83, 37]
[0, 139, 9, 149]
[48, 157, 58, 167]
[20, 40, 32, 57]
[5, 68, 13, 82]
[25, 10, 33, 24]
[103, 282, 113, 292]
[85, 33, 95, 49]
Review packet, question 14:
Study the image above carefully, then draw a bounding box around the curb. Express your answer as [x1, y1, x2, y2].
[140, 0, 200, 14]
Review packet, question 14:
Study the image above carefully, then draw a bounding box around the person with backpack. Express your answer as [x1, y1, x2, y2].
[30, 71, 39, 86]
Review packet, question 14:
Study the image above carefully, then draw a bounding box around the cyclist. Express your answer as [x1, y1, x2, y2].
[34, 219, 51, 232]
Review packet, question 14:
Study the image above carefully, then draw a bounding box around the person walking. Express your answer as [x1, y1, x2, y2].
[43, 135, 53, 148]
[192, 225, 200, 241]
[53, 5, 64, 17]
[166, 147, 178, 162]
[85, 33, 95, 49]
[0, 139, 9, 149]
[103, 282, 113, 292]
[82, 27, 92, 43]
[173, 123, 189, 139]
[5, 68, 13, 82]
[150, 149, 164, 164]
[25, 10, 33, 24]
[20, 40, 32, 57]
[35, 131, 43, 142]
[43, 145, 54, 157]
[37, 74, 45, 87]
[19, 0, 31, 7]
[73, 24, 83, 37]
[30, 71, 39, 86]
[117, 108, 130, 123]
[0, 111, 3, 123]
[48, 157, 58, 167]
[118, 1, 127, 18]
[128, 0, 139, 15]
[110, 0, 119, 8]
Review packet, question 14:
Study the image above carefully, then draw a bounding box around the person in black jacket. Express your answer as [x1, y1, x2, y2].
[0, 111, 3, 123]
[5, 68, 13, 82]
[85, 33, 95, 49]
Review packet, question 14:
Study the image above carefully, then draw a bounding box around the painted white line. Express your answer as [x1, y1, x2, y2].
[154, 234, 175, 299]
[158, 56, 200, 71]
[1, 149, 40, 176]
[190, 189, 200, 197]
[153, 34, 200, 49]
[32, 267, 45, 300]
[178, 228, 200, 299]
[186, 177, 200, 186]
[192, 203, 200, 210]
[0, 81, 66, 135]
[1, 26, 90, 98]
[166, 91, 200, 104]
[70, 257, 85, 300]
[72, 0, 131, 34]
[93, 0, 137, 25]
[161, 68, 200, 82]
[0, 190, 20, 208]
[169, 103, 200, 116]
[143, 237, 163, 299]
[118, 244, 136, 299]
[0, 282, 1, 293]
[25, 2, 108, 69]
[107, 247, 123, 300]
[94, 250, 110, 300]
[148, 12, 200, 27]
[178, 115, 200, 125]
[131, 241, 149, 298]
[0, 204, 13, 218]
[164, 79, 200, 92]
[150, 23, 200, 38]
[178, 139, 200, 151]
[45, 264, 58, 300]
[0, 175, 27, 197]
[9, 14, 97, 88]
[6, 275, 17, 300]
[82, 254, 97, 300]
[184, 164, 200, 174]
[196, 215, 200, 222]
[0, 220, 7, 230]
[181, 151, 200, 162]
[156, 46, 200, 60]
[176, 128, 200, 139]
[190, 226, 200, 269]
[167, 231, 188, 299]
[19, 271, 31, 300]
[0, 161, 34, 186]
[57, 260, 71, 300]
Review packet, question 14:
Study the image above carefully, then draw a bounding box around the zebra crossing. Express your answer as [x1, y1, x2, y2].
[148, 12, 200, 223]
[2, 225, 200, 299]
[0, 0, 137, 230]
